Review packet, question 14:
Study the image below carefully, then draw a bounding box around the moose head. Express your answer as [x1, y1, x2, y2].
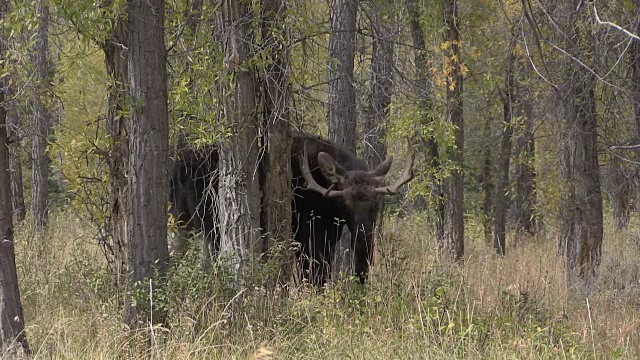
[298, 141, 414, 283]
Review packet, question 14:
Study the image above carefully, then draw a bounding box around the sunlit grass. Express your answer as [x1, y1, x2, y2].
[11, 211, 640, 359]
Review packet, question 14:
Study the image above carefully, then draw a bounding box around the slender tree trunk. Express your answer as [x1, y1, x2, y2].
[513, 90, 537, 236]
[7, 102, 25, 223]
[407, 0, 444, 241]
[480, 115, 493, 245]
[123, 0, 170, 326]
[31, 0, 52, 231]
[103, 15, 129, 283]
[633, 0, 640, 136]
[557, 1, 603, 287]
[442, 0, 464, 260]
[493, 32, 517, 256]
[364, 5, 393, 169]
[0, 0, 29, 349]
[218, 0, 261, 283]
[260, 0, 293, 286]
[327, 0, 358, 153]
[328, 0, 358, 279]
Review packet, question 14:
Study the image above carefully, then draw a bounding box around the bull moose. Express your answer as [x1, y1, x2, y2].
[169, 133, 414, 286]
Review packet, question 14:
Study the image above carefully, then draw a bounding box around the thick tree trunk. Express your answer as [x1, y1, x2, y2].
[407, 0, 444, 241]
[123, 0, 170, 326]
[493, 33, 517, 256]
[328, 0, 358, 279]
[513, 92, 537, 236]
[218, 0, 261, 282]
[327, 0, 358, 153]
[103, 15, 129, 283]
[557, 1, 603, 287]
[31, 0, 52, 231]
[0, 0, 29, 348]
[7, 102, 25, 223]
[441, 0, 464, 260]
[364, 6, 393, 169]
[260, 0, 293, 286]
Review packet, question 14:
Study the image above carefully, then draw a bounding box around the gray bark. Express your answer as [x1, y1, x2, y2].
[327, 0, 358, 153]
[103, 15, 129, 284]
[0, 0, 29, 348]
[327, 0, 358, 279]
[123, 0, 170, 326]
[218, 0, 261, 282]
[7, 98, 24, 223]
[442, 0, 464, 260]
[557, 1, 603, 287]
[513, 91, 537, 235]
[364, 5, 394, 169]
[31, 0, 52, 231]
[261, 0, 293, 286]
[480, 115, 493, 245]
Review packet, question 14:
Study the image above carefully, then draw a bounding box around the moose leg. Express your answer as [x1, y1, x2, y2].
[351, 227, 374, 284]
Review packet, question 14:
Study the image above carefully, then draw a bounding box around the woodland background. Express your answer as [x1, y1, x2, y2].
[2, 0, 640, 358]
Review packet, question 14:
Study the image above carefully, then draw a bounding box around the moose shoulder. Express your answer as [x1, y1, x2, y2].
[168, 133, 414, 286]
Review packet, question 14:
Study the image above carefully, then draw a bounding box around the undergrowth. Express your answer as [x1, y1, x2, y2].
[9, 211, 640, 359]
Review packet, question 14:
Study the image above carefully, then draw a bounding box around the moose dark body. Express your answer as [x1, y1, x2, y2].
[168, 133, 413, 286]
[168, 144, 219, 257]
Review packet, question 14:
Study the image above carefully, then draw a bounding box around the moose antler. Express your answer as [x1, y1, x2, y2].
[374, 150, 414, 195]
[300, 142, 345, 198]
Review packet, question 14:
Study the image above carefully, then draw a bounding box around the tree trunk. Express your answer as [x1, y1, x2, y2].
[218, 0, 261, 283]
[364, 5, 393, 169]
[7, 101, 25, 223]
[557, 1, 603, 287]
[406, 0, 444, 241]
[327, 0, 358, 279]
[633, 0, 640, 136]
[327, 0, 358, 153]
[260, 0, 293, 287]
[31, 0, 52, 231]
[480, 115, 493, 245]
[103, 14, 129, 283]
[492, 31, 517, 256]
[0, 0, 29, 349]
[441, 0, 464, 261]
[123, 0, 170, 326]
[513, 90, 537, 236]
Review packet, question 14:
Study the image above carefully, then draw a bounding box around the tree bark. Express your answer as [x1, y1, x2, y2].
[364, 5, 393, 169]
[31, 0, 52, 231]
[441, 0, 464, 261]
[406, 0, 444, 241]
[123, 0, 170, 326]
[557, 1, 603, 287]
[0, 0, 29, 350]
[7, 100, 24, 223]
[218, 0, 262, 283]
[493, 31, 517, 256]
[513, 90, 537, 235]
[327, 0, 358, 153]
[327, 0, 358, 279]
[480, 115, 493, 245]
[260, 0, 293, 286]
[103, 14, 129, 284]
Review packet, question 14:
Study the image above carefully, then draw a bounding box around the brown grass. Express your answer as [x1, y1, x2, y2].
[10, 211, 640, 359]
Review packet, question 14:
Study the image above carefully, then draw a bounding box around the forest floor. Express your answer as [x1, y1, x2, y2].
[11, 211, 640, 359]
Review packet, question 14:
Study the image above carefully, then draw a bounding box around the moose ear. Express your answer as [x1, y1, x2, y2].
[369, 157, 393, 177]
[318, 152, 347, 183]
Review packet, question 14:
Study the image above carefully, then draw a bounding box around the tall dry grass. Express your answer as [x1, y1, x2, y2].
[9, 211, 640, 359]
